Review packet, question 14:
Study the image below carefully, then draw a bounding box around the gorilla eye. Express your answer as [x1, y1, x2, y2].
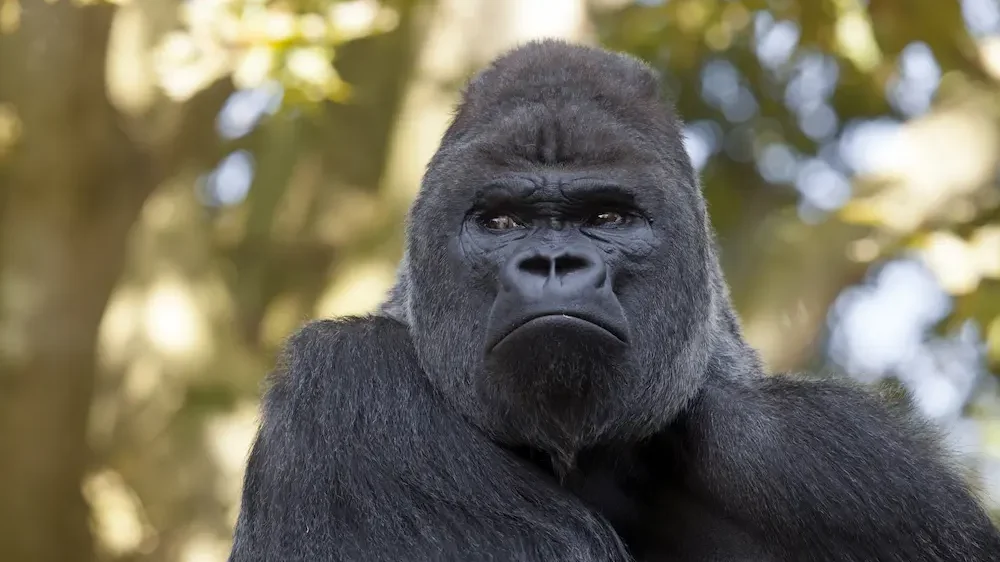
[587, 211, 628, 227]
[481, 214, 524, 231]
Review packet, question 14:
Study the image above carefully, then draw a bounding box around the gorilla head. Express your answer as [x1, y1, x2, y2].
[383, 40, 736, 470]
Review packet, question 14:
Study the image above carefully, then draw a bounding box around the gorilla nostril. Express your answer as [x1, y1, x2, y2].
[553, 254, 591, 276]
[517, 253, 595, 279]
[509, 249, 607, 291]
[518, 255, 553, 278]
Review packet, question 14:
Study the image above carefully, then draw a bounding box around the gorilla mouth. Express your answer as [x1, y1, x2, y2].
[488, 311, 629, 352]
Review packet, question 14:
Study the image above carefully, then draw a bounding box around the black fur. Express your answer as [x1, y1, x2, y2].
[229, 40, 1000, 561]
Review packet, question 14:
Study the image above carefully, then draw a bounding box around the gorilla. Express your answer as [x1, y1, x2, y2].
[228, 40, 1000, 561]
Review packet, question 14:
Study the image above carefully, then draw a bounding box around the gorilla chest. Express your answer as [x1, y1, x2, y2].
[564, 460, 777, 561]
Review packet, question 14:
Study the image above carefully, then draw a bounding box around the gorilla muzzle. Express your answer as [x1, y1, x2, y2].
[484, 243, 630, 356]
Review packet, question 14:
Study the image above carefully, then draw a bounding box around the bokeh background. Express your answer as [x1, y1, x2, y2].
[2, 0, 1000, 560]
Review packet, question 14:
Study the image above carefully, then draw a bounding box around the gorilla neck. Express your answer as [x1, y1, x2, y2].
[486, 337, 628, 477]
[510, 431, 673, 554]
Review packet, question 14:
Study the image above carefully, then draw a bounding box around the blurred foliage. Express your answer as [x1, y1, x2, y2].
[0, 0, 999, 561]
[596, 0, 1000, 373]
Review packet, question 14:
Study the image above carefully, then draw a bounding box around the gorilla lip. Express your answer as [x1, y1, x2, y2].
[487, 311, 629, 352]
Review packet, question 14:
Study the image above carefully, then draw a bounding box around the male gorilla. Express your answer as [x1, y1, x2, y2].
[228, 40, 1000, 561]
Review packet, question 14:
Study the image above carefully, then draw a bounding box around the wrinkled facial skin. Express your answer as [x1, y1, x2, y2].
[396, 43, 720, 467]
[475, 175, 648, 354]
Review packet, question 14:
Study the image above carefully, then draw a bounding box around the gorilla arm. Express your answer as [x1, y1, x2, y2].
[227, 316, 630, 562]
[673, 374, 1000, 561]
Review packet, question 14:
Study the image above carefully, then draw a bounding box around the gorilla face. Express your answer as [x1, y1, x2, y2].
[397, 41, 722, 466]
[477, 174, 643, 358]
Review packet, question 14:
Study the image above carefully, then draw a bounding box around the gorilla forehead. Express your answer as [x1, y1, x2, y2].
[468, 104, 656, 170]
[423, 107, 664, 206]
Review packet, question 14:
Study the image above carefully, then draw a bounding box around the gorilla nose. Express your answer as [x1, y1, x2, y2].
[488, 245, 627, 353]
[503, 247, 608, 296]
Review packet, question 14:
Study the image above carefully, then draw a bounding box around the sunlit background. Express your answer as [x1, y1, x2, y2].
[1, 0, 1000, 560]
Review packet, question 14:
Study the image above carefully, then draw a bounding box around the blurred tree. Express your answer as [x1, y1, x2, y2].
[592, 0, 1000, 375]
[0, 2, 232, 560]
[0, 0, 417, 559]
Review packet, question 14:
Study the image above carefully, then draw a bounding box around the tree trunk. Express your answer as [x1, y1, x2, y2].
[0, 3, 158, 561]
